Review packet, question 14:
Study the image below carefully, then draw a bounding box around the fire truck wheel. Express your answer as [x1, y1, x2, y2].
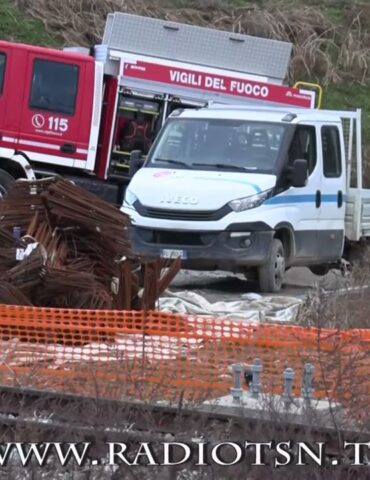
[0, 169, 15, 198]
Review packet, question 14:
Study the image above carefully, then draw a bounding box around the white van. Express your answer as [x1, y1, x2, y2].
[122, 105, 369, 292]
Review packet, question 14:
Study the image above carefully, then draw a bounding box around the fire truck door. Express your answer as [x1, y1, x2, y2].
[19, 53, 92, 169]
[0, 45, 21, 155]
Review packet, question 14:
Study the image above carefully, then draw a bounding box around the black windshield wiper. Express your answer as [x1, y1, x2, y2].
[154, 158, 191, 168]
[192, 162, 250, 171]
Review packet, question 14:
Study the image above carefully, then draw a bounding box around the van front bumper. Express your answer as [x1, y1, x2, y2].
[129, 225, 274, 270]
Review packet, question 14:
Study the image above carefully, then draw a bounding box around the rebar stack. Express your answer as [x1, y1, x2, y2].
[0, 178, 180, 310]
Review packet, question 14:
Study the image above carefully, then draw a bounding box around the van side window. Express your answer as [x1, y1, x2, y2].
[288, 126, 316, 174]
[321, 126, 342, 178]
[29, 59, 79, 115]
[0, 53, 6, 95]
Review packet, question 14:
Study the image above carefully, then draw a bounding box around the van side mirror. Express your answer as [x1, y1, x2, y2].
[291, 159, 308, 187]
[129, 150, 144, 178]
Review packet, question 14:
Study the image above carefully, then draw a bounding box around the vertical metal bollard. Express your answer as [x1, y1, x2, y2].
[301, 363, 314, 400]
[282, 367, 295, 406]
[230, 363, 243, 404]
[251, 358, 262, 398]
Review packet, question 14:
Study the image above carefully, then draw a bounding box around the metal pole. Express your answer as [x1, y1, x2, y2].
[282, 367, 294, 406]
[251, 358, 262, 398]
[230, 363, 243, 404]
[301, 363, 314, 400]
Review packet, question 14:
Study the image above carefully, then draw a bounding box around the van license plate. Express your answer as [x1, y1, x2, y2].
[160, 249, 187, 259]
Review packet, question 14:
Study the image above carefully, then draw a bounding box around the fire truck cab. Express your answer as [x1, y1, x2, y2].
[0, 13, 316, 203]
[0, 42, 98, 188]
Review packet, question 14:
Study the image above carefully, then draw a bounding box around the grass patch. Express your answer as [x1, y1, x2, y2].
[323, 83, 370, 141]
[0, 0, 60, 46]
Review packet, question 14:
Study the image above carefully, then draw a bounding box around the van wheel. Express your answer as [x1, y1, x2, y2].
[0, 169, 15, 198]
[258, 238, 285, 293]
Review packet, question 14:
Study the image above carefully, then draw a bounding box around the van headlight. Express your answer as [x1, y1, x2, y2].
[124, 189, 138, 207]
[228, 189, 272, 212]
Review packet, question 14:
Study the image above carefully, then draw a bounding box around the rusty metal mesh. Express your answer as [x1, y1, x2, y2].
[0, 178, 180, 310]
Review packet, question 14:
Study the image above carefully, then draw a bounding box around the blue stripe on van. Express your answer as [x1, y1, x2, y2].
[265, 194, 346, 205]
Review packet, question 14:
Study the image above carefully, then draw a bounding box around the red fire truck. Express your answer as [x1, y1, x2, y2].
[0, 12, 317, 203]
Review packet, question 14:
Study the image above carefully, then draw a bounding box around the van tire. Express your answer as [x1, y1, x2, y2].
[0, 169, 15, 198]
[258, 238, 285, 293]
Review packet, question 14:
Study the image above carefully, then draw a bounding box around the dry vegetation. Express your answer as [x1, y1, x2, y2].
[13, 0, 370, 86]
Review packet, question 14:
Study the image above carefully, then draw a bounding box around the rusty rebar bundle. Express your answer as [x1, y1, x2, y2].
[0, 178, 180, 310]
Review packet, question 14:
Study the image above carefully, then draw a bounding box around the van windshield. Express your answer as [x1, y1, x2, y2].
[147, 118, 288, 174]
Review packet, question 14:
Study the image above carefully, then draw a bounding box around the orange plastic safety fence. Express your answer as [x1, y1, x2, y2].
[0, 304, 369, 411]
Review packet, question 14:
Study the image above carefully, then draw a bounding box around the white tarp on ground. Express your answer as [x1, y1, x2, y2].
[158, 290, 303, 323]
[1, 291, 303, 369]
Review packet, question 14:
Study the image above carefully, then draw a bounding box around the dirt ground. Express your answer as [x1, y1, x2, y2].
[171, 267, 347, 302]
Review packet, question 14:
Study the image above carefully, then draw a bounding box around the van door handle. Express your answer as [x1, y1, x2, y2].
[315, 190, 321, 208]
[60, 143, 76, 153]
[337, 190, 343, 208]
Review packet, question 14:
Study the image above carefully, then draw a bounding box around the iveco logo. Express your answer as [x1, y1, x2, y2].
[160, 195, 199, 205]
